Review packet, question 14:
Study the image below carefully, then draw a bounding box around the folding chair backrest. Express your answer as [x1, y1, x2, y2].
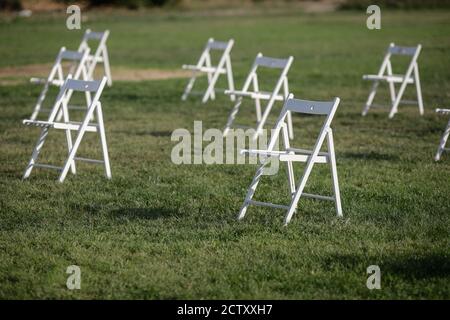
[381, 43, 421, 75]
[45, 76, 105, 122]
[60, 48, 91, 80]
[255, 55, 292, 69]
[29, 47, 91, 121]
[268, 95, 339, 150]
[201, 38, 234, 68]
[222, 53, 294, 140]
[252, 54, 292, 77]
[78, 29, 109, 57]
[78, 29, 112, 86]
[388, 44, 420, 56]
[237, 53, 293, 96]
[206, 39, 231, 51]
[50, 47, 90, 83]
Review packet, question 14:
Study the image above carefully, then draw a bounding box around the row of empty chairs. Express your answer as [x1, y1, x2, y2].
[23, 30, 112, 183]
[182, 38, 342, 224]
[20, 34, 448, 224]
[181, 38, 448, 224]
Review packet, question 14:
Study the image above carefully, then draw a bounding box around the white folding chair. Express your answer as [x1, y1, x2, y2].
[22, 76, 111, 183]
[181, 38, 235, 103]
[435, 108, 450, 161]
[238, 94, 342, 225]
[362, 43, 423, 118]
[29, 47, 91, 121]
[223, 53, 294, 140]
[78, 29, 112, 86]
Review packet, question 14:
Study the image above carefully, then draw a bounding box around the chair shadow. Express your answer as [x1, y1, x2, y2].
[109, 207, 178, 221]
[342, 151, 399, 161]
[112, 130, 173, 137]
[321, 253, 449, 280]
[146, 131, 173, 137]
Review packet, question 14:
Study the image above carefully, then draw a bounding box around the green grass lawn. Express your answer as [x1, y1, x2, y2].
[0, 9, 449, 299]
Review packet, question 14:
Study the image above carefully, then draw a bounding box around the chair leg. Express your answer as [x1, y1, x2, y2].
[182, 72, 198, 101]
[284, 159, 315, 225]
[103, 46, 113, 87]
[435, 119, 450, 161]
[204, 54, 215, 101]
[23, 128, 50, 179]
[58, 104, 97, 183]
[389, 78, 410, 119]
[62, 101, 76, 175]
[253, 98, 276, 140]
[414, 64, 424, 115]
[238, 164, 266, 220]
[96, 102, 112, 178]
[281, 125, 295, 195]
[223, 97, 243, 137]
[362, 81, 379, 116]
[283, 77, 294, 139]
[226, 56, 235, 102]
[252, 75, 262, 122]
[286, 111, 294, 140]
[284, 129, 329, 225]
[327, 129, 343, 217]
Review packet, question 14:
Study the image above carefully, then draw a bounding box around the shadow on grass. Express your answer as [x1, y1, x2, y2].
[321, 253, 450, 280]
[109, 207, 178, 220]
[147, 131, 173, 137]
[342, 151, 399, 161]
[113, 130, 173, 137]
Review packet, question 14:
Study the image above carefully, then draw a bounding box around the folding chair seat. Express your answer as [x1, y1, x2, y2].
[29, 47, 90, 121]
[238, 94, 342, 225]
[362, 43, 423, 118]
[22, 76, 111, 183]
[181, 38, 235, 103]
[435, 108, 450, 161]
[78, 29, 112, 86]
[223, 53, 294, 140]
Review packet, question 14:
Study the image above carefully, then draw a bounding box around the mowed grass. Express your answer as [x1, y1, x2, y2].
[0, 10, 449, 299]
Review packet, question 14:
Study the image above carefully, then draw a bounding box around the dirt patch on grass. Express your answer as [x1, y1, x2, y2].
[0, 64, 193, 85]
[112, 66, 192, 81]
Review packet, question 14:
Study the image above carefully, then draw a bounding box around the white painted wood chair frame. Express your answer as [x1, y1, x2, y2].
[22, 76, 111, 183]
[238, 94, 342, 225]
[29, 47, 91, 121]
[435, 108, 450, 161]
[181, 38, 235, 103]
[362, 43, 423, 118]
[223, 53, 294, 141]
[78, 29, 112, 86]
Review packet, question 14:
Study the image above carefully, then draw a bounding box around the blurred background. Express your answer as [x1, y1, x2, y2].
[2, 0, 450, 13]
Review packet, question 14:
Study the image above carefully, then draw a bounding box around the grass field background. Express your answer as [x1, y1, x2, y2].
[0, 9, 449, 299]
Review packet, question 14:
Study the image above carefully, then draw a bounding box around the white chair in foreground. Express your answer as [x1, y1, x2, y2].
[223, 53, 294, 140]
[78, 29, 112, 86]
[238, 94, 342, 225]
[29, 47, 90, 121]
[22, 76, 111, 183]
[435, 108, 450, 161]
[181, 38, 235, 103]
[362, 43, 423, 118]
